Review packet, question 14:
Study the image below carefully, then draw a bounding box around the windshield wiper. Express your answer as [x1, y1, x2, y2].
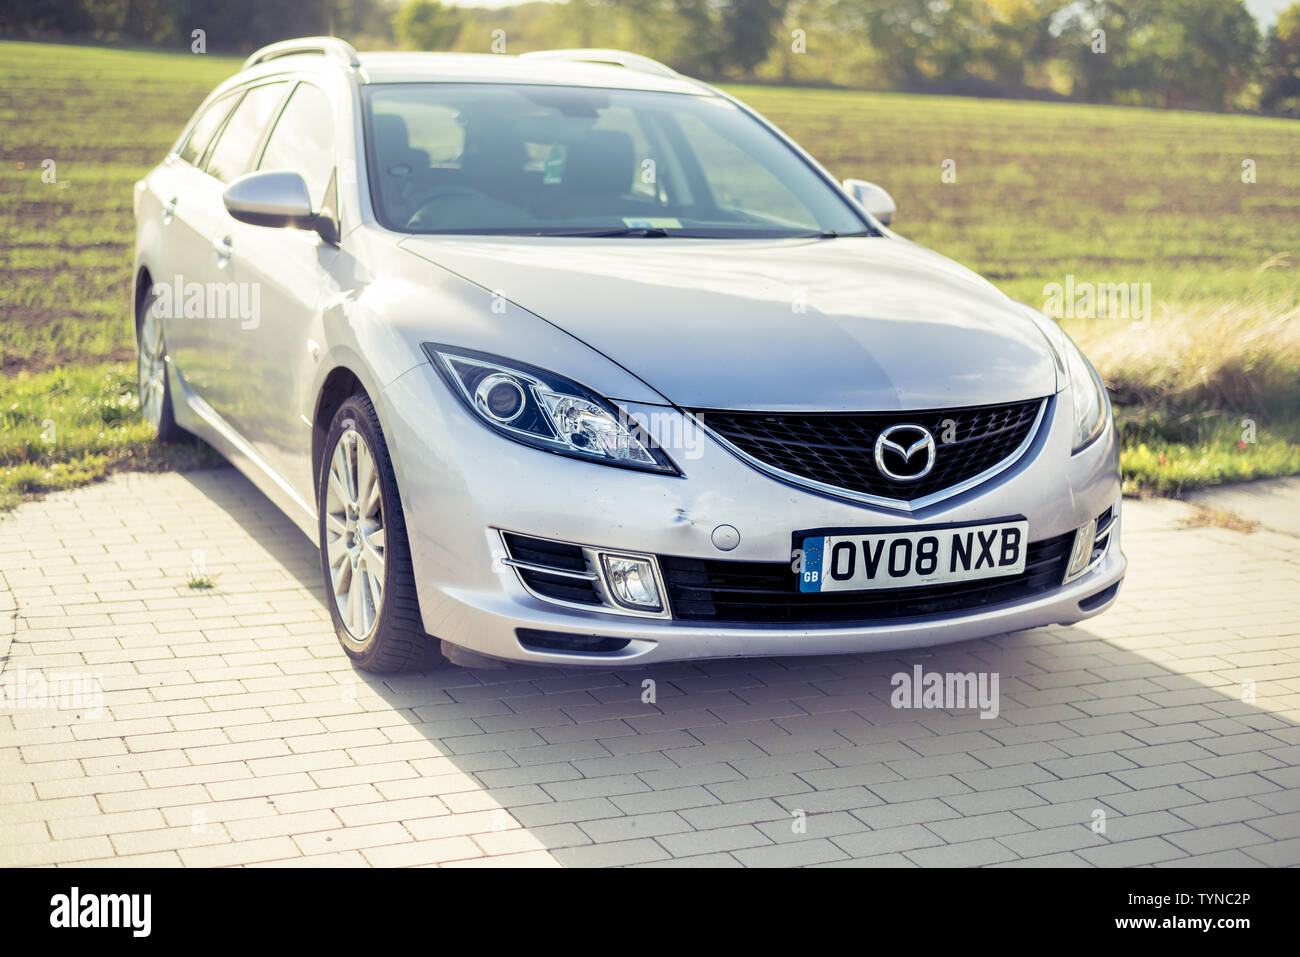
[532, 226, 672, 238]
[799, 229, 875, 239]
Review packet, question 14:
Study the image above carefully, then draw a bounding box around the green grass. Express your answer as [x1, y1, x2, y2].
[0, 41, 240, 373]
[0, 42, 238, 506]
[1121, 434, 1300, 496]
[0, 364, 222, 510]
[722, 85, 1300, 311]
[1, 40, 1297, 506]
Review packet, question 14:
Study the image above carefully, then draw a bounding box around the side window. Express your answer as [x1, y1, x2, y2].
[205, 82, 288, 184]
[258, 83, 336, 210]
[177, 93, 238, 167]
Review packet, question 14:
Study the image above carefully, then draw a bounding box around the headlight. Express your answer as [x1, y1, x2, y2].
[1063, 333, 1108, 452]
[424, 344, 679, 474]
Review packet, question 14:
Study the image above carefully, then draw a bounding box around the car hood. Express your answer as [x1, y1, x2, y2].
[398, 234, 1058, 412]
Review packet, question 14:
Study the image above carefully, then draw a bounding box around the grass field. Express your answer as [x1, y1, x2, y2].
[2, 40, 1298, 507]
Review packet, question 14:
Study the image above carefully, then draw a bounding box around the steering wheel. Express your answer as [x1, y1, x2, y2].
[405, 186, 488, 229]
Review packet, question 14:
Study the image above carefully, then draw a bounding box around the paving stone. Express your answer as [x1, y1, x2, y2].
[1, 472, 1296, 869]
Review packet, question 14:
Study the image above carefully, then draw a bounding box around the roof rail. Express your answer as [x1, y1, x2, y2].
[519, 49, 678, 78]
[243, 37, 361, 71]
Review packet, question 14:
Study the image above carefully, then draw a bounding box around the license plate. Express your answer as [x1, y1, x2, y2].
[797, 519, 1029, 593]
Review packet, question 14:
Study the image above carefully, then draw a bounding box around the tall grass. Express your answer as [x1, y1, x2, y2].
[1068, 290, 1299, 418]
[1067, 289, 1300, 494]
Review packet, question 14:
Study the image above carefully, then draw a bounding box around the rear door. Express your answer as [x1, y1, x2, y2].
[150, 89, 240, 395]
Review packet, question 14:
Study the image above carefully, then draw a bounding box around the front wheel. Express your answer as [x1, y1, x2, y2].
[318, 393, 443, 673]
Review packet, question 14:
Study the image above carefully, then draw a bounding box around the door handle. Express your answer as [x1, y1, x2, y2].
[212, 234, 233, 266]
[162, 196, 178, 224]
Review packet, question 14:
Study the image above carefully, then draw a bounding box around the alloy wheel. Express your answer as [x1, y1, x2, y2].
[324, 428, 386, 640]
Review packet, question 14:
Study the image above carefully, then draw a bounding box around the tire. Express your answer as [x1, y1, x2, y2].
[318, 393, 443, 673]
[137, 284, 187, 443]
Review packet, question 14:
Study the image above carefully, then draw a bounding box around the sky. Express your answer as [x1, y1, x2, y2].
[1246, 0, 1291, 24]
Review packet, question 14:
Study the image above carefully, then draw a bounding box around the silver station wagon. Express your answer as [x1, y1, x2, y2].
[133, 37, 1125, 672]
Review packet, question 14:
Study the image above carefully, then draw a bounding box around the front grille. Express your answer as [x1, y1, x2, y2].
[697, 398, 1045, 502]
[501, 533, 602, 606]
[659, 531, 1074, 624]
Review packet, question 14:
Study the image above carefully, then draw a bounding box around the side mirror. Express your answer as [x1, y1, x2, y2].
[223, 170, 337, 244]
[843, 179, 897, 227]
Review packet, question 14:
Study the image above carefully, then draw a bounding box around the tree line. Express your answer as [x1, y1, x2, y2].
[3, 0, 1298, 114]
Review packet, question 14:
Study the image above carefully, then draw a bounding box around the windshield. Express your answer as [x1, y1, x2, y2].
[362, 83, 872, 238]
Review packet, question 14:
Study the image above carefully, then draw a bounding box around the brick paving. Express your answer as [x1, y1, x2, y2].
[1, 468, 1297, 867]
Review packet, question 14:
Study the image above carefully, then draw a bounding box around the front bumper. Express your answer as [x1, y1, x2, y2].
[380, 362, 1125, 666]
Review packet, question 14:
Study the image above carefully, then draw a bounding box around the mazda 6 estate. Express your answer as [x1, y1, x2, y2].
[132, 37, 1125, 672]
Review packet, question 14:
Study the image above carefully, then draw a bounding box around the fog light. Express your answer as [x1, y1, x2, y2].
[600, 554, 662, 611]
[1063, 518, 1097, 583]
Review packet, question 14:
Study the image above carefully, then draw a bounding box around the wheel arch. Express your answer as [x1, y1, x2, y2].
[312, 366, 366, 493]
[133, 266, 154, 335]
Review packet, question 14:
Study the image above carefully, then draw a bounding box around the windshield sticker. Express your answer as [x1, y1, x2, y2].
[621, 217, 682, 229]
[542, 145, 566, 184]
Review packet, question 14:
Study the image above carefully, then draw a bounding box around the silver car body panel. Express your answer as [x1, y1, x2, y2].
[397, 234, 1059, 411]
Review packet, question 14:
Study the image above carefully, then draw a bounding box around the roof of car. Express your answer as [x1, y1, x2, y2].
[354, 52, 713, 96]
[235, 40, 717, 97]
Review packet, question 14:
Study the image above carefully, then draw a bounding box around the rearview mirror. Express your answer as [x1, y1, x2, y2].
[223, 170, 337, 244]
[843, 179, 897, 227]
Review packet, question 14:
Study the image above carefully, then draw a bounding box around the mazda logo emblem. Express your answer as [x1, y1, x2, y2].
[874, 424, 937, 482]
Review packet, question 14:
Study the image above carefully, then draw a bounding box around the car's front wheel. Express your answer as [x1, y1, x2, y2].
[318, 393, 442, 673]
